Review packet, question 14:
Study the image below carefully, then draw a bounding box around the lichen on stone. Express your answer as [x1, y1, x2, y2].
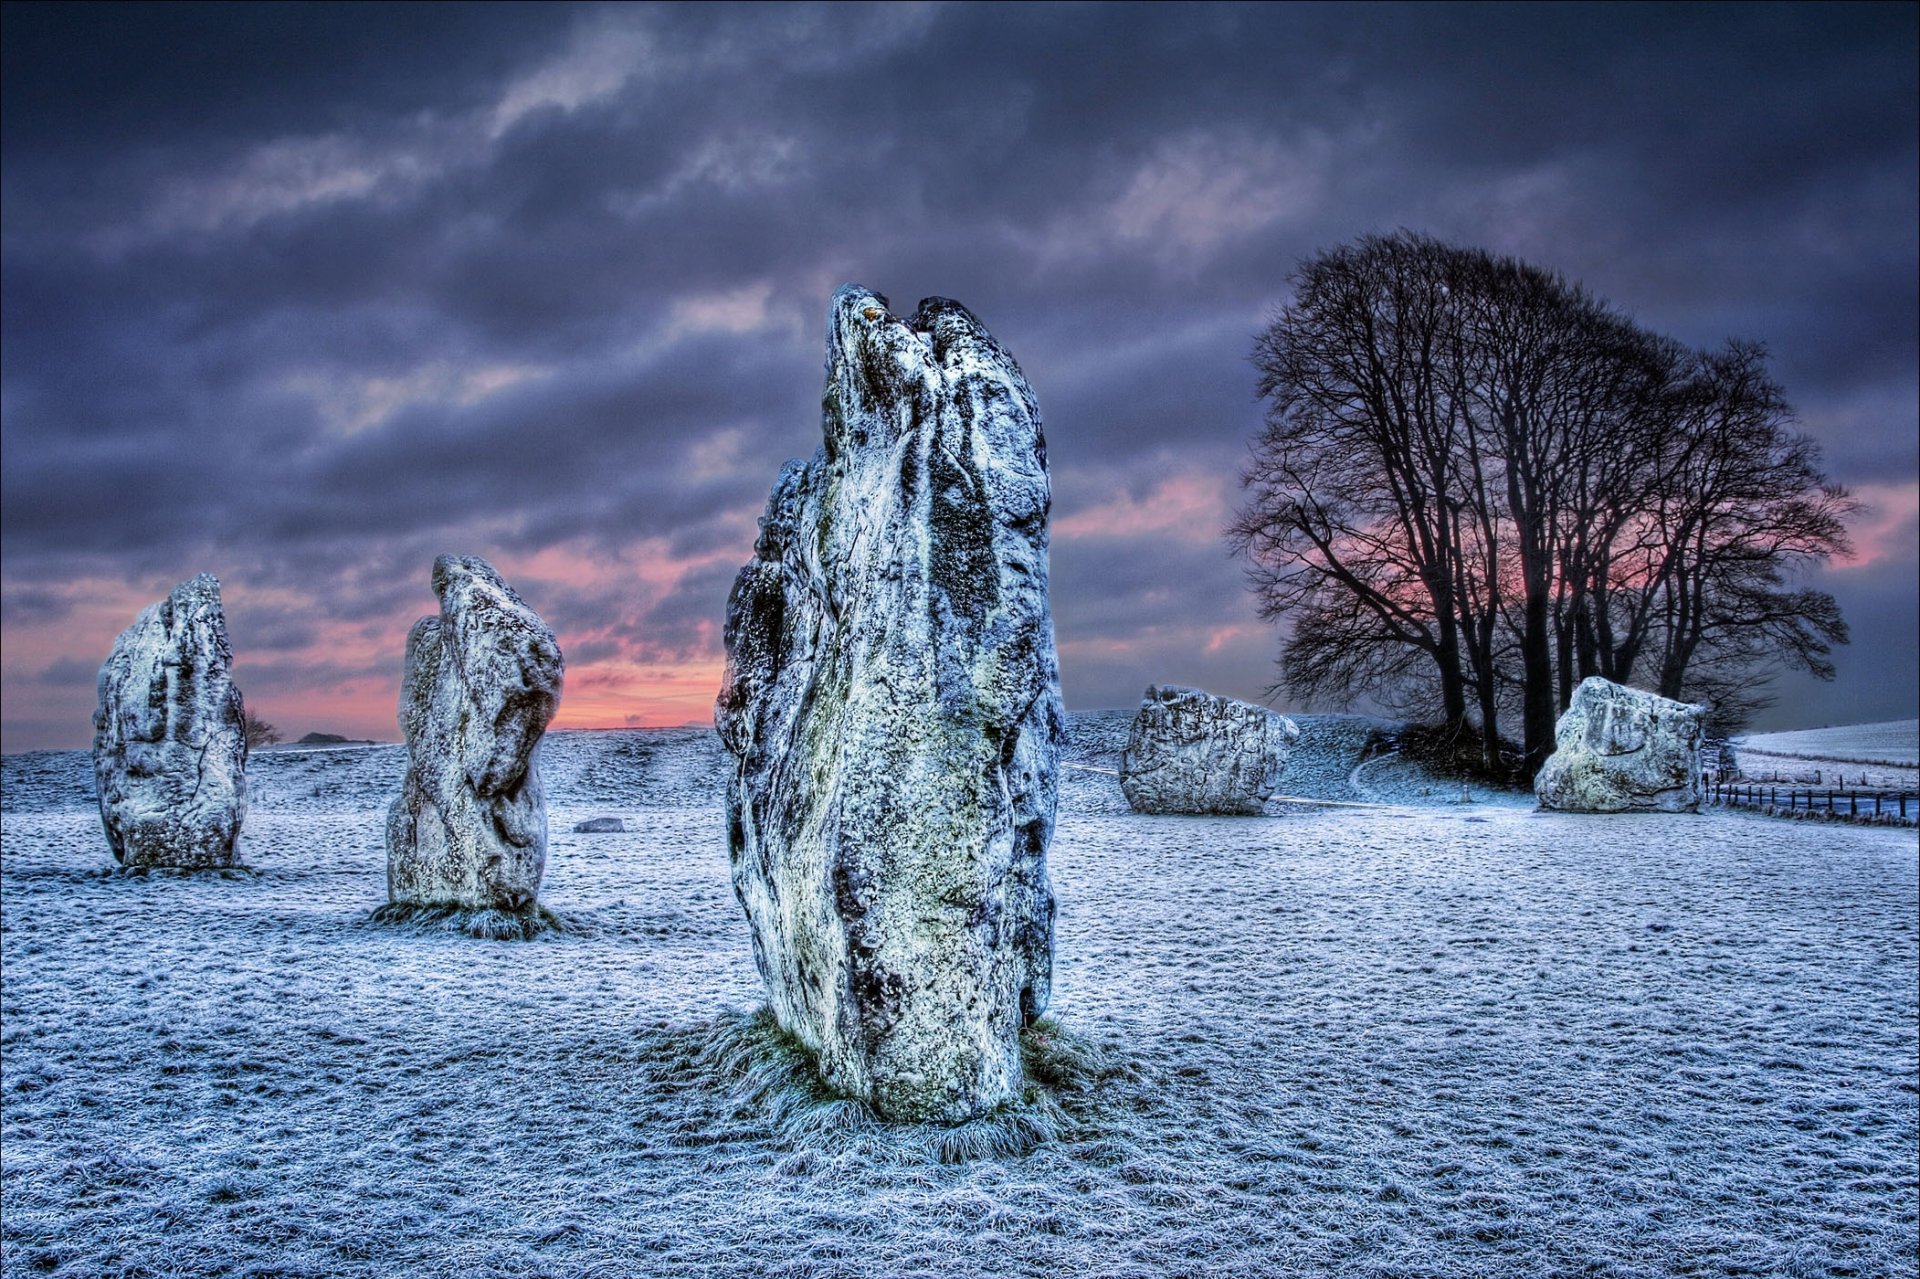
[383, 555, 564, 924]
[1535, 677, 1706, 813]
[717, 284, 1063, 1124]
[1119, 684, 1299, 816]
[92, 573, 249, 869]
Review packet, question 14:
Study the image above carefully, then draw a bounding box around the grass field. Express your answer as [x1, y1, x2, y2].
[3, 719, 1915, 1278]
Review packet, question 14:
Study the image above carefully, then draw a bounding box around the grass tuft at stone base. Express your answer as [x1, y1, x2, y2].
[696, 1007, 1126, 1163]
[365, 900, 574, 940]
[93, 864, 258, 880]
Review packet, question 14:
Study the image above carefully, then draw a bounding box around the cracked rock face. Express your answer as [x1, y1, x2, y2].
[386, 556, 564, 911]
[717, 284, 1062, 1124]
[1120, 685, 1298, 815]
[92, 574, 250, 868]
[1535, 677, 1705, 813]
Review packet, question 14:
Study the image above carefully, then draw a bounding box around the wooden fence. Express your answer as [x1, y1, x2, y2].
[1706, 779, 1917, 822]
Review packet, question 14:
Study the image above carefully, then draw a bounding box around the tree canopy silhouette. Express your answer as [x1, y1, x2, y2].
[1229, 232, 1855, 774]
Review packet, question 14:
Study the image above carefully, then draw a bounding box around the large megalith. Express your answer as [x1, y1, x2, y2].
[1120, 685, 1299, 815]
[716, 284, 1063, 1124]
[1535, 676, 1705, 813]
[382, 555, 564, 927]
[92, 573, 249, 868]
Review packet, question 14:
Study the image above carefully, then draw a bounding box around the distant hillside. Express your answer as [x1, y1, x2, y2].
[1734, 721, 1918, 766]
[1731, 719, 1918, 788]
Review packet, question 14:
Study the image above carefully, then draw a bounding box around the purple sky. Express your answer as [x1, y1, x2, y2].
[3, 2, 1915, 752]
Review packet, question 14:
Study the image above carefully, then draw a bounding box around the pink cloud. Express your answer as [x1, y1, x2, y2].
[1833, 481, 1919, 570]
[1205, 624, 1253, 653]
[554, 660, 726, 732]
[0, 523, 760, 752]
[1054, 472, 1232, 544]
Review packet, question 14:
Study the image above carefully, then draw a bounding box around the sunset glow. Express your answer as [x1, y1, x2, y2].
[2, 4, 1912, 751]
[1832, 481, 1920, 570]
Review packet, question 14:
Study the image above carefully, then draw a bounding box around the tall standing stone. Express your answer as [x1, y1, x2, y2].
[1120, 684, 1299, 815]
[92, 574, 250, 868]
[717, 285, 1063, 1123]
[1535, 676, 1706, 813]
[384, 555, 563, 918]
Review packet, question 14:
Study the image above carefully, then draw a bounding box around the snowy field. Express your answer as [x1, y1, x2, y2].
[1731, 720, 1919, 791]
[3, 717, 1916, 1278]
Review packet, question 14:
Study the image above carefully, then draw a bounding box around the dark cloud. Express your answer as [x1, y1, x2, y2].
[0, 586, 77, 625]
[3, 2, 1914, 749]
[0, 2, 569, 159]
[1771, 552, 1920, 729]
[36, 657, 100, 689]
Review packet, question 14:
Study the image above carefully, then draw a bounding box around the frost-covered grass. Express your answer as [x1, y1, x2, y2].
[3, 722, 1916, 1278]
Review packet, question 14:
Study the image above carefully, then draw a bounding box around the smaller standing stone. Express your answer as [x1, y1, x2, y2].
[1535, 677, 1705, 813]
[384, 555, 563, 920]
[92, 573, 249, 868]
[1120, 685, 1298, 815]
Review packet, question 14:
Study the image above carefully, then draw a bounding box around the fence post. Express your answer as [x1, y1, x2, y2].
[1850, 792, 1858, 817]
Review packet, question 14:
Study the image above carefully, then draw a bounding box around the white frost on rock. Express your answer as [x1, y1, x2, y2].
[91, 573, 249, 868]
[717, 284, 1062, 1124]
[385, 555, 564, 913]
[1119, 685, 1299, 815]
[1535, 676, 1705, 813]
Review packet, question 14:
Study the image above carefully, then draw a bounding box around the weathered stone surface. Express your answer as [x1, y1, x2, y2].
[572, 816, 625, 833]
[1119, 685, 1299, 815]
[385, 555, 564, 912]
[1535, 677, 1705, 813]
[92, 574, 249, 868]
[716, 284, 1062, 1124]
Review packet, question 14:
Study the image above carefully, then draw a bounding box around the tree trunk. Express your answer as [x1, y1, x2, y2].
[1434, 601, 1468, 730]
[1520, 586, 1557, 776]
[1555, 594, 1580, 710]
[1476, 663, 1502, 772]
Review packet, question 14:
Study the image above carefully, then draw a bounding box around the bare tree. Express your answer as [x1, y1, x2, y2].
[1579, 341, 1854, 727]
[1235, 233, 1855, 772]
[1229, 234, 1480, 738]
[240, 707, 281, 752]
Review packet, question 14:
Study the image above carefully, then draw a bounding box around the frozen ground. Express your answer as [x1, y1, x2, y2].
[3, 718, 1915, 1278]
[1735, 722, 1919, 767]
[1731, 720, 1919, 790]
